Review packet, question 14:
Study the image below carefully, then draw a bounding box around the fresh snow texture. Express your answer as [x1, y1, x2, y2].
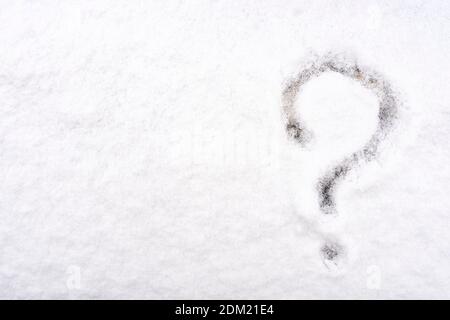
[0, 0, 449, 299]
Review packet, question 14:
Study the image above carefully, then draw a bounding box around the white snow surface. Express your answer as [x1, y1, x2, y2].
[0, 0, 449, 299]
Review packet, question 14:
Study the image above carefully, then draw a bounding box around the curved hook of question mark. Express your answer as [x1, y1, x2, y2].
[282, 54, 399, 264]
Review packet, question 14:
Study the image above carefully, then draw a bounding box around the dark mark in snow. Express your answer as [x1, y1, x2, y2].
[321, 243, 340, 261]
[282, 53, 399, 215]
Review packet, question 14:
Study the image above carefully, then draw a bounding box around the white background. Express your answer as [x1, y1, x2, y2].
[0, 0, 449, 298]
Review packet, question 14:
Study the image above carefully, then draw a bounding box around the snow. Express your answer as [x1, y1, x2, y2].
[0, 0, 449, 299]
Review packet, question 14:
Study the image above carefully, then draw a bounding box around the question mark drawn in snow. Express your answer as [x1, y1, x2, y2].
[282, 54, 399, 267]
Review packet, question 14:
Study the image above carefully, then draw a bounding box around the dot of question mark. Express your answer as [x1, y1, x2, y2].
[282, 54, 399, 268]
